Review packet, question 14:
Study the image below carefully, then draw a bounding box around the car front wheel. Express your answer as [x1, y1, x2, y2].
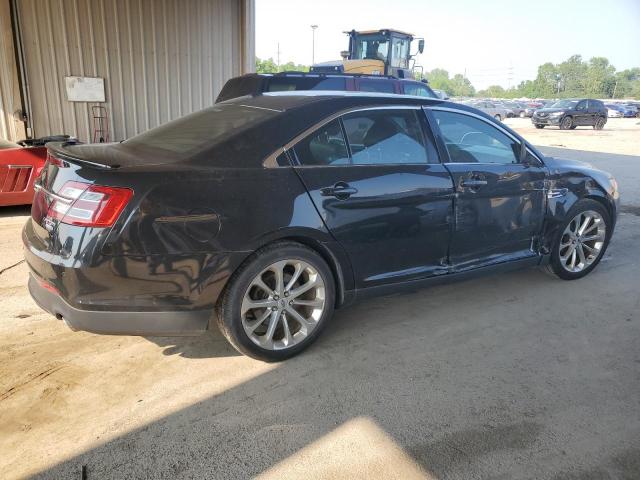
[560, 116, 573, 130]
[535, 124, 545, 129]
[494, 114, 502, 121]
[217, 241, 335, 361]
[545, 199, 611, 280]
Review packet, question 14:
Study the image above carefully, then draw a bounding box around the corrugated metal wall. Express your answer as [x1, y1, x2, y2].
[14, 0, 254, 142]
[0, 0, 26, 143]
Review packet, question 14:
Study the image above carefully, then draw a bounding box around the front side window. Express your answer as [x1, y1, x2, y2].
[432, 110, 520, 164]
[576, 100, 587, 111]
[354, 35, 389, 62]
[293, 119, 349, 166]
[342, 109, 433, 165]
[390, 37, 410, 68]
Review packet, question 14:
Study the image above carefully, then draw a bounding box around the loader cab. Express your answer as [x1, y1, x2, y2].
[348, 29, 423, 78]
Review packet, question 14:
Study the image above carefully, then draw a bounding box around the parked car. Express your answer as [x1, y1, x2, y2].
[216, 72, 438, 102]
[0, 144, 47, 207]
[605, 104, 624, 118]
[623, 102, 640, 117]
[613, 103, 637, 118]
[501, 101, 527, 118]
[24, 92, 619, 361]
[532, 99, 608, 130]
[468, 100, 510, 121]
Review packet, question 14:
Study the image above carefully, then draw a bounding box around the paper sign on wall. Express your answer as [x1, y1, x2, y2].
[64, 76, 105, 102]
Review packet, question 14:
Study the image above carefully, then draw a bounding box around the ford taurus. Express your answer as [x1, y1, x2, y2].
[23, 93, 619, 361]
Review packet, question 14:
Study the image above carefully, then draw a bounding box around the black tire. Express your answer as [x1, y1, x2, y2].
[593, 117, 606, 130]
[216, 241, 335, 361]
[559, 116, 573, 130]
[535, 124, 545, 129]
[494, 114, 502, 121]
[570, 125, 577, 130]
[545, 199, 612, 281]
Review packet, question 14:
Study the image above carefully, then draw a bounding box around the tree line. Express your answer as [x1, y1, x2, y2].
[256, 55, 640, 99]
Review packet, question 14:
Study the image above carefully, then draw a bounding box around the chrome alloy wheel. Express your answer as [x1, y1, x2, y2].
[559, 210, 606, 273]
[241, 260, 326, 350]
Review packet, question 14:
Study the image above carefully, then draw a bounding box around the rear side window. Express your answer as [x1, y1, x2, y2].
[122, 104, 276, 159]
[293, 119, 350, 166]
[357, 79, 395, 93]
[342, 109, 434, 164]
[267, 77, 347, 92]
[402, 83, 436, 98]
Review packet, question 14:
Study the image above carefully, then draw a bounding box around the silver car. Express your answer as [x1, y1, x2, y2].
[468, 101, 510, 121]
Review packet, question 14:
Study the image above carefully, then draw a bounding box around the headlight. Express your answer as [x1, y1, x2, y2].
[550, 111, 564, 117]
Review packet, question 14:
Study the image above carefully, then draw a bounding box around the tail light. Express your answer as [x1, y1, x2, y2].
[47, 181, 133, 227]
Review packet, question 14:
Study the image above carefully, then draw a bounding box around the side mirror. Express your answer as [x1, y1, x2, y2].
[418, 39, 425, 54]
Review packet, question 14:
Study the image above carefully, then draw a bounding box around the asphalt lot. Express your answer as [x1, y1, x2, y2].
[1, 118, 639, 479]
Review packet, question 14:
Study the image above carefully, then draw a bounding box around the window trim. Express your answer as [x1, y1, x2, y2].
[264, 105, 440, 168]
[426, 106, 544, 167]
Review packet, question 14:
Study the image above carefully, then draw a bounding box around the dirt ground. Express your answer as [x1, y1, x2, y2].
[1, 120, 639, 479]
[504, 117, 640, 156]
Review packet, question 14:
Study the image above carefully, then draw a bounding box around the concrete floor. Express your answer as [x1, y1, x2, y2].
[1, 121, 639, 479]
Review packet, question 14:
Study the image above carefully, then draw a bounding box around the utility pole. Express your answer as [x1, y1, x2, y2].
[311, 25, 318, 65]
[277, 42, 281, 70]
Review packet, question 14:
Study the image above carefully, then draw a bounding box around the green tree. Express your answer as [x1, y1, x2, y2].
[255, 57, 309, 74]
[585, 57, 616, 97]
[426, 68, 451, 92]
[557, 55, 587, 96]
[449, 73, 475, 97]
[478, 85, 506, 98]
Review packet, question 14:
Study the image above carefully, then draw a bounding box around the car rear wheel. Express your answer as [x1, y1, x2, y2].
[594, 117, 606, 130]
[545, 199, 611, 280]
[494, 114, 502, 121]
[560, 116, 573, 130]
[217, 241, 335, 361]
[535, 124, 545, 129]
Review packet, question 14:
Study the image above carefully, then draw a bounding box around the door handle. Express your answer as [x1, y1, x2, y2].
[321, 182, 358, 199]
[460, 179, 488, 188]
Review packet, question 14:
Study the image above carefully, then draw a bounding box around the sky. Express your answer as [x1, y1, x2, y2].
[256, 0, 640, 90]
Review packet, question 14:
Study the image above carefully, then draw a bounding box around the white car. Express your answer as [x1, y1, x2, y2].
[605, 105, 623, 118]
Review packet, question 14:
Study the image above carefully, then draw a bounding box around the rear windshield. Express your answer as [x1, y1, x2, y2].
[266, 76, 347, 92]
[120, 104, 278, 161]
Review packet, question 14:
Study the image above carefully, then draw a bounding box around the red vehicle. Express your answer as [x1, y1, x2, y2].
[0, 144, 47, 206]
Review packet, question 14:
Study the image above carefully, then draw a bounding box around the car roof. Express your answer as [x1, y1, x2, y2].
[220, 90, 448, 111]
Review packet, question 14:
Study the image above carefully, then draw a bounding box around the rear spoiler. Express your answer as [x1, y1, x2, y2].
[46, 142, 118, 170]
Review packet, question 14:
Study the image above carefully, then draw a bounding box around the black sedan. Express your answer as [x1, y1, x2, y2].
[24, 93, 619, 361]
[532, 99, 608, 130]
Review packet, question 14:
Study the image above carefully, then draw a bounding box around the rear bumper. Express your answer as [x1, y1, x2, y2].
[28, 274, 211, 335]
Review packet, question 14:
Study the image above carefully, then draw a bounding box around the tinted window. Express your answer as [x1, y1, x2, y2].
[342, 109, 433, 164]
[403, 83, 436, 98]
[293, 119, 349, 166]
[267, 77, 347, 92]
[576, 100, 587, 111]
[123, 104, 276, 160]
[432, 110, 520, 164]
[358, 79, 395, 93]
